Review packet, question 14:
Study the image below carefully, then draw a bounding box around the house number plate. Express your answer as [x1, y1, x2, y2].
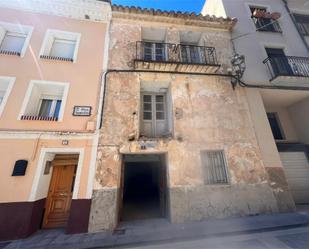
[73, 106, 92, 116]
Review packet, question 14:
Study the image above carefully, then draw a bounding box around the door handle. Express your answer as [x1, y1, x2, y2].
[59, 193, 67, 196]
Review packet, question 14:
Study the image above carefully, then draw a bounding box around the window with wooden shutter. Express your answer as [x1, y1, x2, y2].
[141, 93, 168, 137]
[201, 151, 229, 185]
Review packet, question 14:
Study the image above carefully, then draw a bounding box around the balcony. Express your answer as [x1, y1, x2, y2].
[134, 41, 220, 73]
[252, 17, 282, 33]
[263, 56, 309, 86]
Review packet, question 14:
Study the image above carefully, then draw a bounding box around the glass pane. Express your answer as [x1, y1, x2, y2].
[156, 95, 164, 103]
[143, 95, 152, 102]
[0, 34, 25, 53]
[50, 39, 76, 59]
[143, 112, 152, 120]
[156, 103, 164, 111]
[143, 103, 152, 111]
[53, 100, 62, 118]
[39, 99, 52, 117]
[156, 111, 164, 120]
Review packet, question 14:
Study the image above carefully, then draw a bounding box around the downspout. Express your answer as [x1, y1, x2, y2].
[99, 69, 309, 129]
[281, 0, 309, 53]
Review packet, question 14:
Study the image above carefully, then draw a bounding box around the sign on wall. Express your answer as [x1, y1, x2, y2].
[73, 106, 92, 116]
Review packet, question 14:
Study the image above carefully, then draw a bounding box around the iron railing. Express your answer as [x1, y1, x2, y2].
[263, 55, 309, 80]
[252, 17, 282, 33]
[135, 41, 219, 65]
[178, 44, 218, 65]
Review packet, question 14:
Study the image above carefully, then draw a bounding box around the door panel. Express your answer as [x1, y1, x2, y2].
[43, 164, 76, 228]
[280, 152, 309, 204]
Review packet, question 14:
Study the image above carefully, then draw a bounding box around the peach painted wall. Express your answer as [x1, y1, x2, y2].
[0, 138, 93, 203]
[0, 8, 107, 131]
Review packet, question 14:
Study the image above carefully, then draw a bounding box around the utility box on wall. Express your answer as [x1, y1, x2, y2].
[12, 160, 28, 176]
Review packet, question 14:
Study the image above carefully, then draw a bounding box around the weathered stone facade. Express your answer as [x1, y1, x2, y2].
[89, 7, 295, 232]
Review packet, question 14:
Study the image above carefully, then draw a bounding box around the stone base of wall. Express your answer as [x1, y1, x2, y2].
[88, 188, 118, 232]
[169, 183, 279, 224]
[88, 182, 290, 232]
[265, 167, 296, 213]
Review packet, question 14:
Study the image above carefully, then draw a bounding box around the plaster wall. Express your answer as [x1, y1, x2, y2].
[264, 106, 299, 142]
[0, 8, 107, 131]
[289, 97, 309, 144]
[203, 0, 309, 84]
[89, 15, 295, 232]
[0, 136, 94, 203]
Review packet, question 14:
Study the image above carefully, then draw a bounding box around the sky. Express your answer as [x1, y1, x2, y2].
[112, 0, 206, 14]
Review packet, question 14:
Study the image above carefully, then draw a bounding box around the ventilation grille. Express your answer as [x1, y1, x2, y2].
[21, 115, 58, 121]
[40, 55, 73, 62]
[0, 50, 21, 56]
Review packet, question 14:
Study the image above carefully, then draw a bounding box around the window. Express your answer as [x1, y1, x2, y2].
[143, 41, 166, 62]
[19, 81, 69, 122]
[201, 151, 229, 185]
[40, 30, 81, 62]
[0, 76, 15, 117]
[265, 48, 293, 76]
[38, 99, 62, 119]
[250, 7, 281, 32]
[267, 113, 285, 140]
[294, 14, 309, 36]
[180, 44, 201, 63]
[141, 93, 169, 137]
[0, 22, 32, 57]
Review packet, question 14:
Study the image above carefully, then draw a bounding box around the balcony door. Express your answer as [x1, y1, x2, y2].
[143, 42, 166, 62]
[180, 44, 201, 64]
[266, 48, 293, 76]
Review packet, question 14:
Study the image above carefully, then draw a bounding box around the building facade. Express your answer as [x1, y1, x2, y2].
[0, 0, 111, 240]
[203, 0, 309, 208]
[88, 5, 294, 233]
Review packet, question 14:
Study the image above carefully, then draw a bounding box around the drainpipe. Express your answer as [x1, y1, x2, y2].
[99, 69, 309, 129]
[281, 0, 309, 53]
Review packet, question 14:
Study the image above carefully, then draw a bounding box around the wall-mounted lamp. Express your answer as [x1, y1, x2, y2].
[231, 53, 246, 89]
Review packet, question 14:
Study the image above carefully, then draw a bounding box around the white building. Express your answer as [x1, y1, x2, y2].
[203, 0, 309, 206]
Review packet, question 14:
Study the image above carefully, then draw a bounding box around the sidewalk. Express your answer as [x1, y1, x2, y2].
[2, 209, 309, 249]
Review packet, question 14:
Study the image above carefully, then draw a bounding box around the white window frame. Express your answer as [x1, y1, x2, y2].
[0, 76, 15, 117]
[0, 21, 33, 57]
[18, 80, 69, 122]
[39, 29, 81, 63]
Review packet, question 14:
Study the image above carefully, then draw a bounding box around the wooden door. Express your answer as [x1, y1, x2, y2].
[43, 163, 76, 228]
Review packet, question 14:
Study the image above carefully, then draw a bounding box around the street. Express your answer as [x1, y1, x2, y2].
[123, 225, 309, 249]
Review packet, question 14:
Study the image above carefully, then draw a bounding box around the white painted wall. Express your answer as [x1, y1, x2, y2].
[34, 153, 55, 200]
[289, 97, 309, 144]
[264, 106, 299, 142]
[203, 0, 309, 85]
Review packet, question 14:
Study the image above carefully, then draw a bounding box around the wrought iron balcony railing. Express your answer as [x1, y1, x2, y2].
[263, 55, 309, 80]
[252, 17, 282, 33]
[135, 41, 219, 66]
[178, 44, 218, 65]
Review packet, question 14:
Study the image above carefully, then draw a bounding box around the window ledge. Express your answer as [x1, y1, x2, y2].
[21, 115, 58, 121]
[0, 50, 21, 56]
[40, 55, 73, 62]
